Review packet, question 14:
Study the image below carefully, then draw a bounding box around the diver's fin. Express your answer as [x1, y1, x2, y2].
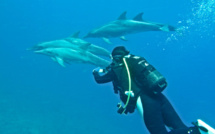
[120, 36, 128, 41]
[117, 11, 127, 20]
[70, 31, 80, 38]
[159, 25, 170, 32]
[196, 119, 215, 133]
[102, 37, 112, 44]
[133, 12, 144, 21]
[56, 57, 65, 67]
[192, 121, 208, 133]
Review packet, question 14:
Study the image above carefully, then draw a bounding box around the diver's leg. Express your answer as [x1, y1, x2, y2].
[140, 93, 168, 134]
[159, 93, 188, 129]
[168, 127, 201, 134]
[158, 93, 201, 134]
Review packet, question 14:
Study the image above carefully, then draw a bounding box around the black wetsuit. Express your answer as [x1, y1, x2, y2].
[93, 55, 199, 134]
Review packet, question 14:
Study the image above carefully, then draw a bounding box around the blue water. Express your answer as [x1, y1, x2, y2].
[0, 0, 215, 133]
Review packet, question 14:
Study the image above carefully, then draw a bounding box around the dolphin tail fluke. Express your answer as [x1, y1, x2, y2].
[159, 25, 170, 32]
[159, 25, 177, 32]
[168, 25, 177, 31]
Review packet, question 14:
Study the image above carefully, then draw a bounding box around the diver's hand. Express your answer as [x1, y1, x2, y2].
[93, 67, 100, 75]
[92, 68, 98, 75]
[124, 105, 135, 114]
[93, 67, 104, 75]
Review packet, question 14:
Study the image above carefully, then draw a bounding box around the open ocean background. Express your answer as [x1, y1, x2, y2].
[0, 0, 215, 133]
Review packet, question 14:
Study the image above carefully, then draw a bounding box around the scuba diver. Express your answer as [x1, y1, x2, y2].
[92, 46, 203, 134]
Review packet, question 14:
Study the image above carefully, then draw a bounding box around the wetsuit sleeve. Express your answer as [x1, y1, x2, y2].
[93, 69, 114, 84]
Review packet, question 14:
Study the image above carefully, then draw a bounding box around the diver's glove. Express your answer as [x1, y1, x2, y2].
[117, 103, 135, 114]
[124, 91, 135, 114]
[190, 121, 208, 134]
[92, 67, 104, 75]
[124, 104, 135, 114]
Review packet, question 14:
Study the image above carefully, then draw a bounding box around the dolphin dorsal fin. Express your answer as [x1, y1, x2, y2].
[117, 11, 127, 20]
[79, 43, 91, 49]
[71, 31, 80, 38]
[133, 12, 144, 21]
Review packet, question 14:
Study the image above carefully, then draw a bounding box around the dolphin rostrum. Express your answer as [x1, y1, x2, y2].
[34, 47, 110, 68]
[84, 11, 177, 44]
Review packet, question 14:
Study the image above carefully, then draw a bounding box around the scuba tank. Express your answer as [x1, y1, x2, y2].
[126, 55, 167, 94]
[110, 54, 167, 114]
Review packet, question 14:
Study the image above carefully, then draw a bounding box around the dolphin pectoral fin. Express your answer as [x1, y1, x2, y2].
[102, 37, 112, 44]
[56, 57, 66, 67]
[51, 57, 65, 67]
[117, 11, 127, 20]
[133, 12, 144, 21]
[159, 25, 170, 32]
[70, 31, 80, 38]
[51, 57, 57, 62]
[120, 36, 128, 41]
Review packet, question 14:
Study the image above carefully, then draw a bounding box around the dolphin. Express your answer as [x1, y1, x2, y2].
[30, 33, 111, 58]
[30, 39, 82, 51]
[84, 11, 177, 44]
[65, 31, 111, 57]
[34, 47, 110, 68]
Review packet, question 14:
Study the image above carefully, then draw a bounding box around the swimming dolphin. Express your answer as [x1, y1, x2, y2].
[65, 31, 111, 57]
[34, 47, 110, 67]
[84, 11, 177, 44]
[30, 39, 82, 51]
[30, 33, 111, 57]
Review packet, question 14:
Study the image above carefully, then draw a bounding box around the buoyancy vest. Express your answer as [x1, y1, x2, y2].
[111, 58, 142, 105]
